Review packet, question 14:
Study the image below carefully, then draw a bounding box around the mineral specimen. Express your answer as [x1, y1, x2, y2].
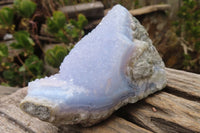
[20, 4, 167, 127]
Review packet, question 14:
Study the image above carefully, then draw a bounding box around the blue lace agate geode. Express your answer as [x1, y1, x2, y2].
[20, 4, 167, 126]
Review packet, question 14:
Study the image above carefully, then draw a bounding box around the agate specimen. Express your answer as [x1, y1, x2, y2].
[20, 5, 167, 126]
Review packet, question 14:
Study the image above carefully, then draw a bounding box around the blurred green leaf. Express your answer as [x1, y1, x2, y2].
[0, 7, 14, 27]
[14, 0, 36, 18]
[3, 70, 16, 80]
[19, 65, 25, 72]
[77, 14, 88, 29]
[47, 11, 87, 44]
[25, 55, 43, 75]
[45, 45, 70, 68]
[0, 44, 8, 57]
[69, 19, 78, 27]
[69, 14, 87, 29]
[55, 29, 69, 43]
[11, 31, 34, 54]
[2, 65, 23, 86]
[47, 11, 66, 33]
[1, 82, 9, 87]
[63, 0, 68, 5]
[195, 41, 200, 50]
[64, 23, 83, 41]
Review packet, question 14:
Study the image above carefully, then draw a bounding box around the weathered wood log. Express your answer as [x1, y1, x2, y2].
[103, 4, 171, 17]
[124, 93, 200, 133]
[0, 86, 19, 98]
[85, 4, 171, 32]
[0, 87, 58, 133]
[166, 68, 200, 99]
[59, 116, 152, 133]
[123, 68, 200, 133]
[59, 1, 104, 19]
[0, 68, 200, 133]
[0, 0, 13, 10]
[0, 87, 150, 133]
[0, 0, 13, 5]
[129, 4, 171, 16]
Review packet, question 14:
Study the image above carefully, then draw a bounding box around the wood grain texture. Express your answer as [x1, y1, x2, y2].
[166, 68, 200, 99]
[123, 68, 200, 133]
[0, 88, 58, 133]
[0, 88, 150, 133]
[124, 92, 200, 133]
[0, 68, 200, 133]
[59, 116, 152, 133]
[80, 116, 152, 133]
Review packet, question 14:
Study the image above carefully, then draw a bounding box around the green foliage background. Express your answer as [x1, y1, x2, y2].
[174, 0, 200, 72]
[0, 0, 87, 87]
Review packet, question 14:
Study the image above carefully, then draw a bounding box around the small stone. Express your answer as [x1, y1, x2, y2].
[152, 107, 157, 112]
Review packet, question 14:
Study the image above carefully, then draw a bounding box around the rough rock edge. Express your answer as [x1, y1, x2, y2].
[20, 16, 166, 127]
[126, 16, 166, 98]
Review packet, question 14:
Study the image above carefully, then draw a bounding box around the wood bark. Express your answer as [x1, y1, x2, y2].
[0, 68, 200, 133]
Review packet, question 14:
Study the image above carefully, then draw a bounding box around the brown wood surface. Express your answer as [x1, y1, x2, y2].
[59, 1, 104, 19]
[0, 68, 200, 133]
[129, 4, 171, 16]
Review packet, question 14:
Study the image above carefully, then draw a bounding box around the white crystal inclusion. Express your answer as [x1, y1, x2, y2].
[28, 5, 145, 109]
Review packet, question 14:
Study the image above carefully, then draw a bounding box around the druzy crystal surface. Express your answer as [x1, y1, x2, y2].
[20, 5, 166, 126]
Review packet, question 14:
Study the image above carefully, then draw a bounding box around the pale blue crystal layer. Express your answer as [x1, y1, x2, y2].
[27, 5, 136, 109]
